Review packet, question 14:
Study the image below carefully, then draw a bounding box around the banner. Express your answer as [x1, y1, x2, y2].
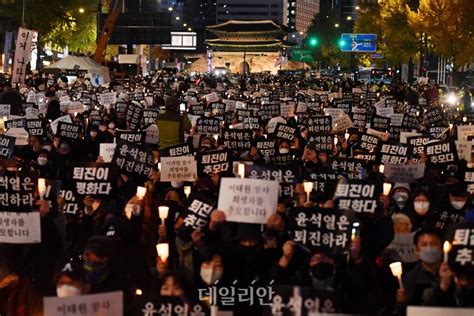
[218, 178, 279, 224]
[134, 296, 209, 316]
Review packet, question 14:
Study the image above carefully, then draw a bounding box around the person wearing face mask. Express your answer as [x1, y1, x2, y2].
[198, 254, 225, 286]
[432, 184, 469, 234]
[33, 149, 53, 177]
[54, 261, 90, 298]
[389, 183, 412, 215]
[408, 189, 434, 231]
[301, 144, 320, 180]
[97, 121, 114, 143]
[81, 126, 101, 161]
[397, 228, 444, 306]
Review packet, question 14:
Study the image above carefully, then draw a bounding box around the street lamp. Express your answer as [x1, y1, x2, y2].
[175, 16, 180, 20]
[183, 23, 187, 27]
[78, 8, 85, 14]
[335, 23, 340, 28]
[188, 27, 192, 31]
[168, 7, 173, 11]
[347, 16, 352, 21]
[355, 6, 360, 10]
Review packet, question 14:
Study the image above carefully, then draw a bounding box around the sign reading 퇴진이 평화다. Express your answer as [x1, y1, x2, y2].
[218, 178, 279, 224]
[0, 212, 41, 243]
[44, 291, 123, 316]
[333, 180, 380, 213]
[160, 156, 197, 182]
[69, 162, 118, 198]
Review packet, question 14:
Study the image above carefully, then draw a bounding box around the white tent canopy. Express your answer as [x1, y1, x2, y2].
[45, 56, 110, 86]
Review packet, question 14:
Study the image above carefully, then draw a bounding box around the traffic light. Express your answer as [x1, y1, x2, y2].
[309, 37, 318, 47]
[338, 39, 346, 48]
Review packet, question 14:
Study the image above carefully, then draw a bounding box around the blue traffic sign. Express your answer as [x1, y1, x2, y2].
[340, 33, 377, 52]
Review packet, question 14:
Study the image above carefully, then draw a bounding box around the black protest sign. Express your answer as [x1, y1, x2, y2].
[256, 140, 277, 158]
[245, 163, 301, 184]
[403, 113, 420, 130]
[126, 102, 143, 130]
[0, 135, 16, 159]
[334, 100, 352, 114]
[58, 189, 82, 218]
[428, 126, 448, 140]
[424, 140, 458, 165]
[354, 153, 377, 162]
[433, 209, 464, 232]
[304, 115, 332, 133]
[116, 130, 146, 144]
[70, 162, 118, 197]
[142, 109, 158, 126]
[334, 180, 381, 213]
[357, 133, 381, 153]
[307, 134, 334, 152]
[378, 142, 411, 165]
[306, 101, 323, 113]
[26, 119, 45, 136]
[0, 172, 36, 212]
[388, 126, 412, 142]
[182, 194, 216, 230]
[196, 117, 220, 134]
[264, 286, 337, 316]
[222, 128, 252, 149]
[243, 115, 261, 130]
[288, 207, 355, 255]
[134, 295, 209, 316]
[57, 122, 82, 140]
[371, 115, 390, 131]
[160, 143, 194, 158]
[343, 92, 354, 102]
[189, 104, 206, 116]
[270, 152, 294, 167]
[88, 110, 103, 126]
[407, 136, 430, 157]
[133, 92, 144, 101]
[449, 224, 474, 268]
[274, 123, 297, 142]
[367, 91, 377, 100]
[210, 102, 225, 115]
[115, 102, 128, 118]
[41, 179, 62, 201]
[5, 118, 26, 130]
[423, 107, 445, 126]
[329, 158, 367, 179]
[113, 140, 155, 181]
[260, 103, 280, 120]
[351, 107, 367, 128]
[197, 149, 231, 177]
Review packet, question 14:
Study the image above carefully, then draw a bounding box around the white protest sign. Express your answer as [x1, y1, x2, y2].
[235, 101, 246, 110]
[296, 102, 307, 113]
[387, 232, 417, 263]
[352, 87, 363, 94]
[145, 124, 159, 144]
[218, 178, 279, 224]
[187, 97, 199, 106]
[457, 125, 474, 141]
[408, 306, 474, 316]
[26, 92, 36, 103]
[44, 291, 123, 316]
[324, 107, 345, 118]
[12, 28, 37, 84]
[367, 128, 389, 141]
[5, 128, 29, 145]
[328, 92, 342, 100]
[205, 92, 220, 104]
[25, 107, 39, 118]
[384, 163, 425, 183]
[0, 104, 10, 117]
[390, 113, 404, 127]
[67, 101, 85, 114]
[50, 115, 72, 135]
[455, 140, 472, 162]
[59, 95, 70, 103]
[160, 156, 197, 182]
[376, 106, 394, 117]
[332, 113, 353, 132]
[99, 143, 117, 163]
[0, 212, 41, 243]
[280, 102, 294, 117]
[222, 99, 236, 112]
[374, 97, 387, 108]
[99, 92, 116, 106]
[400, 131, 421, 144]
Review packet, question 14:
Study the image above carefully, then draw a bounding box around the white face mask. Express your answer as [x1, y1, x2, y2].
[56, 284, 81, 298]
[414, 201, 430, 215]
[37, 157, 48, 166]
[279, 148, 290, 154]
[451, 200, 467, 210]
[200, 267, 223, 285]
[171, 181, 183, 189]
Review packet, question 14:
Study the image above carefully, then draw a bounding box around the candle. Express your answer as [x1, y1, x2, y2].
[379, 164, 385, 174]
[238, 163, 245, 178]
[38, 178, 46, 200]
[303, 182, 313, 203]
[345, 132, 350, 140]
[157, 162, 161, 170]
[389, 261, 404, 289]
[443, 241, 451, 262]
[213, 134, 219, 141]
[334, 137, 338, 146]
[463, 116, 467, 123]
[383, 183, 392, 196]
[136, 186, 147, 200]
[156, 243, 169, 262]
[184, 186, 191, 198]
[449, 123, 453, 130]
[158, 206, 169, 222]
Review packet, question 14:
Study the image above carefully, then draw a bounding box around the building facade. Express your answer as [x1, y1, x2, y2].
[287, 0, 320, 35]
[215, 0, 288, 25]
